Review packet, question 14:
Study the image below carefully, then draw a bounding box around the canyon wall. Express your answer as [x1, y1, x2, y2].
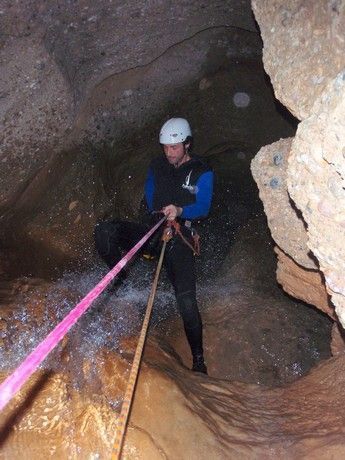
[2, 1, 295, 277]
[251, 0, 345, 331]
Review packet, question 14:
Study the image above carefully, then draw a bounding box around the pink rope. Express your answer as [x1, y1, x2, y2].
[0, 218, 165, 411]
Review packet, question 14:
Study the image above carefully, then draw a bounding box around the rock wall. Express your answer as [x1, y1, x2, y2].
[1, 0, 297, 277]
[251, 1, 345, 330]
[251, 138, 315, 269]
[251, 0, 345, 120]
[251, 138, 334, 317]
[288, 73, 345, 327]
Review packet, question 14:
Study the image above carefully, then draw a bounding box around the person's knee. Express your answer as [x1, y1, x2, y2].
[176, 291, 201, 330]
[94, 221, 117, 256]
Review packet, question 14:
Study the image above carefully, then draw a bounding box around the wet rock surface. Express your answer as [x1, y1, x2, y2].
[0, 325, 342, 459]
[169, 217, 332, 386]
[0, 215, 334, 457]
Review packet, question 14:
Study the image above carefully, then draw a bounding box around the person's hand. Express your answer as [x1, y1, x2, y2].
[162, 205, 182, 221]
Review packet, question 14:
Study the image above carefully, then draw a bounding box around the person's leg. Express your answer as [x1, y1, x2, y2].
[94, 220, 149, 284]
[164, 237, 207, 373]
[94, 220, 122, 269]
[114, 221, 150, 252]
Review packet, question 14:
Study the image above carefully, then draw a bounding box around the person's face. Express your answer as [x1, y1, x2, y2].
[163, 142, 189, 167]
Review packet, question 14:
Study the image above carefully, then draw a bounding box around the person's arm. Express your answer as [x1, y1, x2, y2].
[144, 168, 154, 212]
[180, 171, 213, 219]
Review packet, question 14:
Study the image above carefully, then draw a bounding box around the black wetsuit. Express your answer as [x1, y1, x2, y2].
[94, 154, 213, 361]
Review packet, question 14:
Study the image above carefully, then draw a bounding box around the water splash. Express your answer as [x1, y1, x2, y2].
[0, 259, 175, 374]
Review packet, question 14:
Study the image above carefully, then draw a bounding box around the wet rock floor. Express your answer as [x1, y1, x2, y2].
[161, 217, 332, 386]
[0, 216, 335, 459]
[0, 217, 332, 389]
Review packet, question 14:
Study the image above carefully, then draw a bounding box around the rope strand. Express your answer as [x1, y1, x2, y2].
[111, 230, 170, 459]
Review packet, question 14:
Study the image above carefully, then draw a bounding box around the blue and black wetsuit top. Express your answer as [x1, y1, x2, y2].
[144, 155, 213, 221]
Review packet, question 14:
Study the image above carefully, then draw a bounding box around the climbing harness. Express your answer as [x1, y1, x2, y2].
[111, 226, 173, 460]
[142, 214, 201, 258]
[169, 220, 200, 256]
[0, 218, 165, 412]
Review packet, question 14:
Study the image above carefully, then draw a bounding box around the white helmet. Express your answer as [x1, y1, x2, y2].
[159, 118, 192, 144]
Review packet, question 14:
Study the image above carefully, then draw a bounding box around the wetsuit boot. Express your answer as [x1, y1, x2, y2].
[192, 354, 208, 374]
[184, 324, 208, 374]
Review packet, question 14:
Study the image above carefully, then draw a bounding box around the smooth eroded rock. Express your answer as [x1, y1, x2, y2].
[275, 245, 335, 320]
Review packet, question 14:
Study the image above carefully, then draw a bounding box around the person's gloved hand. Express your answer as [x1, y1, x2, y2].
[162, 204, 183, 221]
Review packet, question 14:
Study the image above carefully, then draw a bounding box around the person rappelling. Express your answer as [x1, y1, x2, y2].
[94, 117, 214, 374]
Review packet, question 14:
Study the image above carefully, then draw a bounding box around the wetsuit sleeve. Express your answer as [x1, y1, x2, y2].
[144, 167, 154, 212]
[180, 171, 213, 219]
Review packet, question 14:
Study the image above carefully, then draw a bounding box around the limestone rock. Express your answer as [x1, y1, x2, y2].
[0, 35, 73, 214]
[288, 71, 345, 327]
[1, 339, 345, 459]
[252, 0, 345, 120]
[0, 1, 298, 276]
[331, 322, 345, 356]
[0, 370, 118, 459]
[275, 246, 334, 320]
[0, 1, 258, 217]
[0, 233, 336, 458]
[251, 138, 315, 268]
